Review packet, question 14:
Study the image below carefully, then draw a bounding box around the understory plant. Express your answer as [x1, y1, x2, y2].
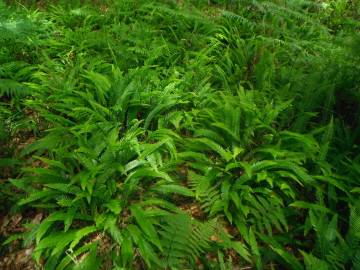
[1, 0, 359, 269]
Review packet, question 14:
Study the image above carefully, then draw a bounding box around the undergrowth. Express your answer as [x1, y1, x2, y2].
[0, 0, 359, 269]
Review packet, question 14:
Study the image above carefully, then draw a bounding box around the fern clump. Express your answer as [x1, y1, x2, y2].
[0, 0, 359, 269]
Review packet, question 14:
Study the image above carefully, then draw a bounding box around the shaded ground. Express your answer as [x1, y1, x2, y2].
[0, 214, 36, 270]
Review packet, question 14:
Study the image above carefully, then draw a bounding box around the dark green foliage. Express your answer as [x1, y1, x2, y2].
[0, 0, 359, 269]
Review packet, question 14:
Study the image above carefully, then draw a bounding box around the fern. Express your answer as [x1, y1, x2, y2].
[159, 213, 216, 268]
[1, 0, 359, 269]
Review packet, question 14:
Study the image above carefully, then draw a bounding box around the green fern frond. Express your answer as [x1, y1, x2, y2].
[159, 213, 216, 268]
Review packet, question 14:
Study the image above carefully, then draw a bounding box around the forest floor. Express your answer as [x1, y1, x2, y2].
[1, 0, 360, 269]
